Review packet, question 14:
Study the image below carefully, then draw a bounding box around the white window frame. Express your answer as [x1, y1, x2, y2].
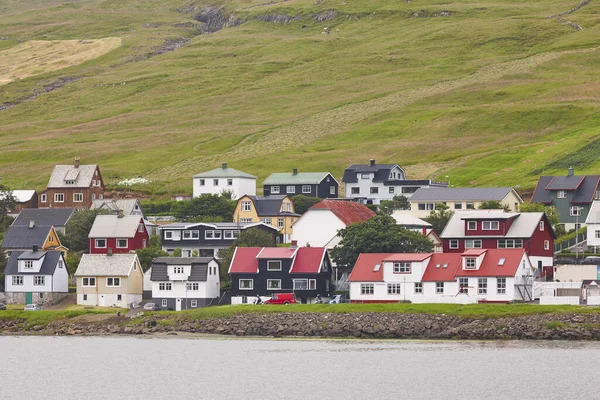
[186, 282, 199, 291]
[287, 186, 295, 194]
[361, 173, 370, 179]
[388, 187, 394, 194]
[277, 218, 284, 229]
[370, 187, 379, 194]
[478, 278, 487, 294]
[213, 179, 219, 186]
[41, 194, 47, 203]
[260, 217, 272, 225]
[482, 221, 499, 230]
[467, 221, 477, 230]
[465, 258, 476, 269]
[267, 260, 282, 271]
[557, 190, 567, 199]
[465, 239, 482, 249]
[459, 278, 469, 294]
[54, 193, 64, 203]
[205, 230, 222, 240]
[361, 283, 374, 295]
[498, 239, 523, 249]
[351, 187, 360, 194]
[162, 299, 168, 307]
[198, 179, 205, 186]
[240, 218, 253, 223]
[24, 260, 34, 269]
[174, 266, 184, 274]
[449, 240, 459, 249]
[239, 279, 253, 290]
[191, 300, 198, 307]
[414, 282, 423, 294]
[106, 277, 121, 287]
[116, 239, 128, 248]
[183, 230, 200, 240]
[539, 221, 544, 231]
[95, 239, 107, 248]
[387, 284, 401, 295]
[271, 186, 280, 194]
[393, 262, 411, 273]
[34, 276, 45, 286]
[302, 185, 311, 194]
[12, 276, 23, 286]
[241, 201, 251, 212]
[227, 179, 233, 186]
[73, 193, 83, 203]
[544, 240, 550, 250]
[497, 278, 506, 294]
[267, 279, 281, 290]
[293, 279, 309, 290]
[138, 223, 144, 233]
[570, 206, 582, 216]
[596, 230, 600, 239]
[330, 186, 336, 195]
[159, 282, 172, 291]
[436, 282, 444, 294]
[82, 277, 96, 287]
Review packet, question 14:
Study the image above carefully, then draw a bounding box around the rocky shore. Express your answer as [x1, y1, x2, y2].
[4, 312, 600, 340]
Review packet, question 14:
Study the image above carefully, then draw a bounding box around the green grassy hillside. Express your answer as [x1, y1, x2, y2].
[1, 0, 599, 196]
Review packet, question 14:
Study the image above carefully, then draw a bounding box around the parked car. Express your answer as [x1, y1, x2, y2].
[143, 302, 161, 311]
[329, 294, 346, 304]
[24, 304, 43, 311]
[264, 293, 297, 305]
[583, 256, 600, 265]
[0, 303, 6, 310]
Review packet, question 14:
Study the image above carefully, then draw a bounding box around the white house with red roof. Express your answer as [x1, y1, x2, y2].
[228, 243, 333, 304]
[349, 248, 534, 304]
[291, 199, 376, 248]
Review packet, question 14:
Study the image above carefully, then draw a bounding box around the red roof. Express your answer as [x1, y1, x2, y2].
[228, 247, 261, 274]
[383, 253, 433, 262]
[421, 254, 462, 282]
[348, 253, 390, 282]
[456, 248, 526, 277]
[256, 247, 297, 259]
[462, 249, 487, 257]
[290, 247, 327, 274]
[309, 200, 376, 226]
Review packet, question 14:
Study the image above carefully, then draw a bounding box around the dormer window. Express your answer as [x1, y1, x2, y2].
[465, 258, 476, 269]
[467, 221, 477, 230]
[557, 191, 567, 199]
[361, 173, 370, 179]
[482, 221, 499, 230]
[65, 180, 75, 185]
[24, 261, 34, 269]
[393, 262, 411, 273]
[174, 266, 184, 274]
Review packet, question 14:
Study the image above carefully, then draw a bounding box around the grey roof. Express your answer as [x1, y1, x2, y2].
[193, 167, 256, 179]
[150, 257, 218, 282]
[88, 215, 143, 238]
[1, 225, 53, 249]
[47, 164, 99, 188]
[0, 190, 36, 203]
[342, 162, 404, 183]
[546, 176, 585, 190]
[5, 251, 62, 276]
[91, 199, 143, 216]
[263, 172, 336, 185]
[532, 175, 600, 204]
[74, 254, 138, 276]
[18, 251, 46, 260]
[585, 202, 600, 224]
[246, 195, 299, 216]
[160, 221, 279, 231]
[410, 187, 517, 202]
[12, 208, 75, 228]
[441, 210, 546, 238]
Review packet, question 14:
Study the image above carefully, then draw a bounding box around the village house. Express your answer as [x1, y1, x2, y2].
[263, 169, 339, 198]
[407, 187, 523, 218]
[440, 210, 555, 270]
[160, 221, 279, 258]
[74, 253, 143, 308]
[348, 248, 534, 304]
[391, 212, 443, 252]
[1, 222, 68, 256]
[39, 158, 105, 209]
[291, 199, 376, 248]
[3, 190, 38, 216]
[531, 167, 600, 230]
[229, 243, 333, 304]
[192, 163, 257, 200]
[90, 198, 159, 235]
[3, 247, 69, 305]
[342, 159, 447, 205]
[233, 195, 300, 243]
[88, 212, 149, 254]
[585, 201, 600, 250]
[10, 207, 75, 235]
[149, 257, 221, 310]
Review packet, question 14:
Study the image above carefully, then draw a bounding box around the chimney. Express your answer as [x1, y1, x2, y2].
[568, 166, 574, 177]
[292, 168, 298, 175]
[222, 162, 227, 169]
[29, 220, 35, 229]
[32, 245, 39, 253]
[75, 157, 80, 168]
[290, 240, 298, 249]
[369, 159, 375, 167]
[117, 209, 124, 218]
[107, 247, 113, 256]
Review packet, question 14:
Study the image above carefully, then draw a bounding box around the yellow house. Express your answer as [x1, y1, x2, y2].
[0, 224, 68, 257]
[43, 226, 68, 256]
[233, 195, 300, 243]
[74, 253, 143, 308]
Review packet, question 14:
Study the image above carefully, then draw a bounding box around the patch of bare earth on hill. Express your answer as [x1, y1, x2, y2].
[0, 76, 79, 112]
[151, 45, 600, 180]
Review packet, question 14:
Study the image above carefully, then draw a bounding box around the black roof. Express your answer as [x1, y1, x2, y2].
[1, 225, 52, 249]
[342, 163, 399, 183]
[4, 250, 62, 276]
[13, 208, 74, 227]
[246, 195, 301, 216]
[532, 175, 600, 204]
[150, 257, 219, 282]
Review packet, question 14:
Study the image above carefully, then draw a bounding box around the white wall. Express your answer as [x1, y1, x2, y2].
[540, 296, 580, 305]
[193, 177, 256, 200]
[143, 268, 152, 292]
[554, 264, 598, 282]
[529, 256, 554, 269]
[53, 258, 69, 293]
[587, 224, 600, 247]
[292, 210, 345, 248]
[6, 274, 53, 293]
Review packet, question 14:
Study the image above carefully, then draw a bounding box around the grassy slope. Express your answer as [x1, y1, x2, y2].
[0, 0, 599, 195]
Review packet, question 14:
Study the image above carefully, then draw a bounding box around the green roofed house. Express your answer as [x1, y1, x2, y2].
[192, 163, 257, 200]
[263, 169, 339, 198]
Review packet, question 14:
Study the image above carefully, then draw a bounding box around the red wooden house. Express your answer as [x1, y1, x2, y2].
[88, 213, 149, 254]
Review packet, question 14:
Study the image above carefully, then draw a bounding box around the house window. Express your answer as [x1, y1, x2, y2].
[467, 221, 477, 230]
[482, 221, 499, 230]
[570, 206, 582, 216]
[241, 201, 251, 211]
[267, 260, 282, 271]
[544, 240, 550, 250]
[106, 277, 121, 287]
[282, 202, 292, 212]
[596, 230, 600, 239]
[260, 217, 272, 225]
[205, 230, 222, 239]
[418, 203, 435, 211]
[191, 300, 198, 308]
[287, 186, 295, 194]
[465, 258, 476, 269]
[138, 223, 144, 233]
[165, 231, 174, 239]
[330, 186, 336, 195]
[95, 239, 107, 248]
[267, 279, 281, 290]
[240, 218, 253, 223]
[478, 278, 487, 294]
[293, 279, 309, 290]
[82, 277, 96, 287]
[402, 187, 419, 194]
[393, 262, 411, 273]
[73, 193, 83, 202]
[459, 278, 469, 294]
[239, 279, 253, 290]
[351, 187, 360, 194]
[361, 283, 374, 295]
[174, 266, 184, 274]
[12, 276, 23, 285]
[370, 187, 379, 194]
[449, 240, 459, 249]
[186, 282, 199, 291]
[497, 278, 506, 294]
[58, 260, 64, 269]
[302, 185, 311, 194]
[389, 187, 394, 194]
[159, 282, 172, 291]
[271, 186, 280, 194]
[387, 284, 401, 295]
[454, 203, 462, 210]
[436, 282, 444, 294]
[465, 239, 482, 249]
[309, 279, 316, 290]
[227, 179, 233, 186]
[183, 231, 200, 239]
[116, 239, 128, 248]
[497, 239, 523, 248]
[539, 221, 544, 231]
[414, 282, 423, 294]
[213, 179, 219, 186]
[224, 230, 240, 239]
[200, 249, 215, 257]
[24, 261, 34, 269]
[199, 179, 205, 186]
[83, 294, 88, 301]
[277, 218, 284, 229]
[162, 299, 168, 307]
[557, 190, 567, 199]
[41, 194, 47, 203]
[361, 173, 370, 179]
[54, 193, 64, 203]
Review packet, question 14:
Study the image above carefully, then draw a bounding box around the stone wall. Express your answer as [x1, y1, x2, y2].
[4, 292, 69, 306]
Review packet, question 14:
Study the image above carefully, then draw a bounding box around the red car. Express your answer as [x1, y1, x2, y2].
[264, 293, 297, 305]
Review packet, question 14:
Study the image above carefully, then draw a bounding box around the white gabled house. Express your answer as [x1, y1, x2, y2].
[192, 163, 256, 200]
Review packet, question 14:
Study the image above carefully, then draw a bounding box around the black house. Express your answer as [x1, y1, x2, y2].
[262, 169, 339, 198]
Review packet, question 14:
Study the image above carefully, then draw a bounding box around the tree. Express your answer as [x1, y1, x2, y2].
[136, 235, 169, 272]
[65, 252, 81, 277]
[0, 184, 16, 232]
[171, 193, 235, 222]
[424, 202, 454, 235]
[330, 214, 433, 270]
[0, 250, 6, 286]
[519, 202, 560, 227]
[291, 195, 323, 214]
[478, 200, 510, 212]
[379, 195, 410, 214]
[172, 247, 182, 257]
[63, 209, 110, 252]
[218, 229, 276, 290]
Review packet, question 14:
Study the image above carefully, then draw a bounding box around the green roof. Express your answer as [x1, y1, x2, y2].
[263, 172, 334, 185]
[193, 167, 256, 179]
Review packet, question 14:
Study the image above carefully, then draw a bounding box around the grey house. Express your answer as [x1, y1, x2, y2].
[263, 169, 339, 198]
[149, 257, 221, 311]
[11, 208, 75, 234]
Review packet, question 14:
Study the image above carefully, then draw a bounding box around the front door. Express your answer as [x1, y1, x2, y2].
[176, 298, 182, 311]
[26, 292, 32, 304]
